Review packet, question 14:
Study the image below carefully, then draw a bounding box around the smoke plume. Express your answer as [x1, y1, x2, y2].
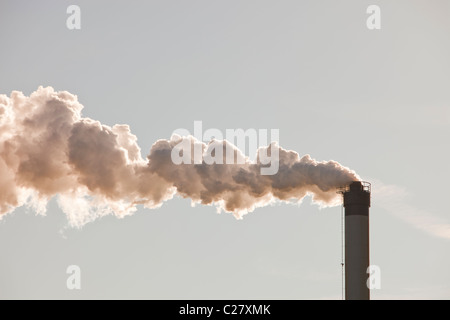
[0, 87, 359, 226]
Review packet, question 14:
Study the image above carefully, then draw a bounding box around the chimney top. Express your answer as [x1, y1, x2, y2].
[349, 181, 363, 192]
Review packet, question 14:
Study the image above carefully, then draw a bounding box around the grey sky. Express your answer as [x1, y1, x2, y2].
[0, 0, 449, 299]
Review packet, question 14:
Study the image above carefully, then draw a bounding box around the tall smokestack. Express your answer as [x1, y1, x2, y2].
[344, 181, 371, 300]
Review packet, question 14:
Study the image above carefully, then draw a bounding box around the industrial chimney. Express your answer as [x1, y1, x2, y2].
[344, 181, 371, 300]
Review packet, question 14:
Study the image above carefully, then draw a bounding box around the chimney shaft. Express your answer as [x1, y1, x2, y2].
[344, 181, 371, 300]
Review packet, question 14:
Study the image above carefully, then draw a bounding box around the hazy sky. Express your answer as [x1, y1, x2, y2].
[0, 0, 449, 299]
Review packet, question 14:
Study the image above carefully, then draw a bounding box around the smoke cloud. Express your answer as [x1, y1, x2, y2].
[0, 87, 359, 226]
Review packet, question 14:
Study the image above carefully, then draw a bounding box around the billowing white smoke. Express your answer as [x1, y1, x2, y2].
[0, 87, 359, 226]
